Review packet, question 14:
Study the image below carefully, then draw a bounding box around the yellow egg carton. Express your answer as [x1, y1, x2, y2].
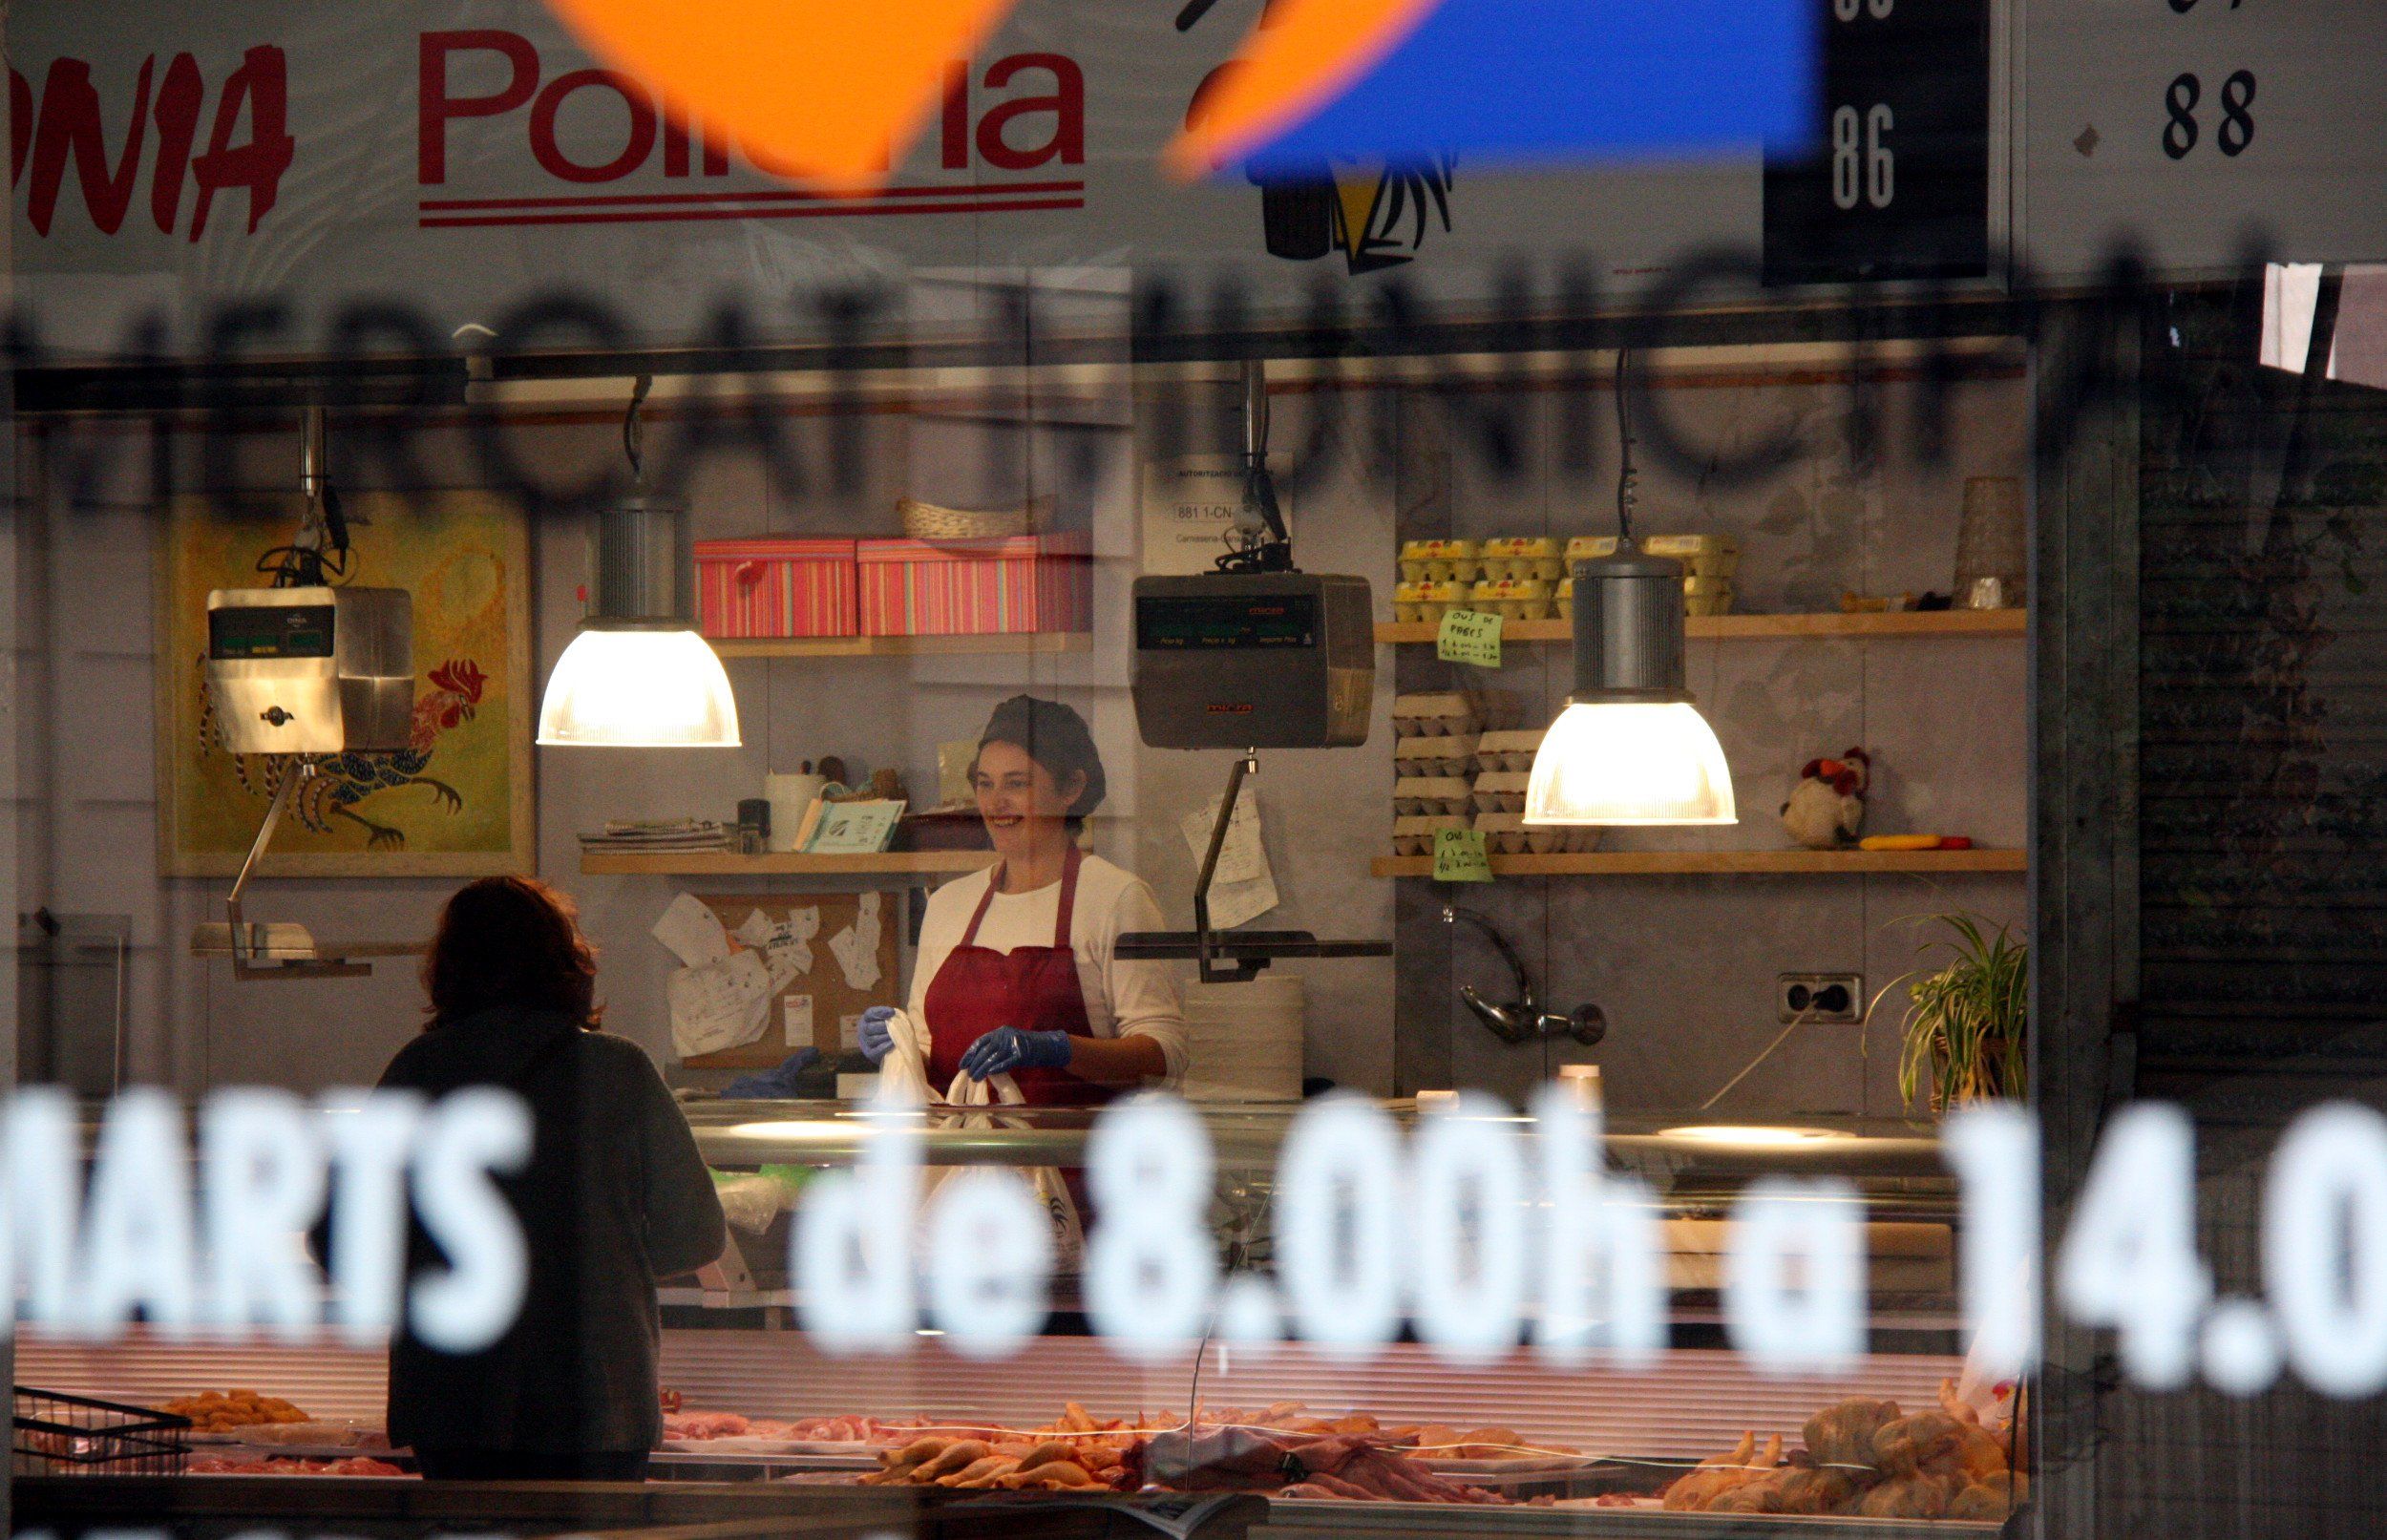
[1565, 533, 1742, 580]
[1475, 812, 1604, 854]
[1394, 776, 1473, 816]
[1393, 580, 1474, 623]
[1398, 539, 1485, 585]
[1557, 576, 1735, 621]
[1392, 813, 1469, 857]
[1467, 578, 1556, 622]
[1480, 536, 1566, 581]
[1394, 733, 1480, 776]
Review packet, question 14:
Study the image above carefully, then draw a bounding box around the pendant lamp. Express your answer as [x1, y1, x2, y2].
[1523, 352, 1735, 826]
[537, 381, 741, 748]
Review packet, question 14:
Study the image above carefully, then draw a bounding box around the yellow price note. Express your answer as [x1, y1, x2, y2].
[1436, 607, 1504, 667]
[1433, 827, 1494, 882]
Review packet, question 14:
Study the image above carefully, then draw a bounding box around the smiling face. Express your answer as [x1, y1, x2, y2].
[973, 738, 1086, 858]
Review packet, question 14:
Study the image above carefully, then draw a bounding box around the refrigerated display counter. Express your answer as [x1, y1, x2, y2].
[16, 1097, 2016, 1537]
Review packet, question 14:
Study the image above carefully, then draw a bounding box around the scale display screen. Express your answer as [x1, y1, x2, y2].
[1136, 592, 1319, 651]
[209, 603, 335, 660]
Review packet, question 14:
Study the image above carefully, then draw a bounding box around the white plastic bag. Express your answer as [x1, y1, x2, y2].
[874, 1007, 934, 1107]
[713, 1173, 790, 1235]
[932, 1068, 1086, 1274]
[872, 1011, 1085, 1270]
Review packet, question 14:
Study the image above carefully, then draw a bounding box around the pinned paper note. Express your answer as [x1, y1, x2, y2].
[653, 893, 730, 968]
[1180, 786, 1278, 929]
[763, 939, 812, 993]
[840, 1012, 865, 1052]
[726, 905, 817, 989]
[829, 891, 884, 991]
[669, 949, 771, 1057]
[1438, 608, 1504, 668]
[783, 994, 814, 1047]
[1433, 827, 1495, 883]
[732, 909, 777, 950]
[1180, 788, 1269, 887]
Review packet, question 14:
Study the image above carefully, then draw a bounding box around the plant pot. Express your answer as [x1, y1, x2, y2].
[1930, 1032, 2015, 1114]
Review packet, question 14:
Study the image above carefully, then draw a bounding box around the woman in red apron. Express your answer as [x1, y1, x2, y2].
[859, 695, 1181, 1103]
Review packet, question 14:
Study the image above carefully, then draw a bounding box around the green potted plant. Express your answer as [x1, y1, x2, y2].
[1878, 914, 2027, 1112]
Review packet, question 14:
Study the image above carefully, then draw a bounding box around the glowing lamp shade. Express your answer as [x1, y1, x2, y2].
[1524, 546, 1737, 826]
[1525, 700, 1736, 825]
[537, 625, 741, 748]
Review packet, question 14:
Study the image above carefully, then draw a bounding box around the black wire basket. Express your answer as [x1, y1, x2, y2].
[13, 1386, 191, 1476]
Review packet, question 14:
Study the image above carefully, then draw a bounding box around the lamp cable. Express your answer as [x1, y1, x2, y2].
[1615, 347, 1637, 548]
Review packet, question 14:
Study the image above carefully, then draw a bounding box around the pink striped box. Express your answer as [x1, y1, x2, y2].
[856, 533, 1092, 637]
[695, 538, 858, 639]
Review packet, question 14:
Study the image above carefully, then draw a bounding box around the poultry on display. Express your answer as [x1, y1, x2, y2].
[1660, 1431, 1780, 1511]
[1662, 1383, 2025, 1520]
[1706, 1456, 1861, 1516]
[1802, 1397, 1900, 1469]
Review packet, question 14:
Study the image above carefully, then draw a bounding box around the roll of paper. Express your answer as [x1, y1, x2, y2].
[766, 772, 827, 853]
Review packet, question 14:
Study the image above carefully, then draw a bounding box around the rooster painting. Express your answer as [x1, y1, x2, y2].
[201, 658, 491, 851]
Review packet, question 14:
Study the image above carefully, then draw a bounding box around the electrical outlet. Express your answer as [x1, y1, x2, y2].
[1779, 972, 1863, 1023]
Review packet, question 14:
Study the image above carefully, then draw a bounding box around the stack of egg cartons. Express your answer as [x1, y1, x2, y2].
[1182, 974, 1304, 1101]
[1470, 728, 1603, 854]
[1560, 534, 1741, 618]
[1472, 538, 1565, 623]
[1394, 539, 1484, 624]
[1392, 692, 1480, 854]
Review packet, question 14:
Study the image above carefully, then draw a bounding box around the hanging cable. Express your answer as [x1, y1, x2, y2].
[257, 406, 350, 587]
[1215, 358, 1294, 573]
[623, 372, 654, 486]
[1615, 347, 1637, 549]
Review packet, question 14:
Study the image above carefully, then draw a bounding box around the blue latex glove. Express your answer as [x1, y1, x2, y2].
[858, 1005, 900, 1065]
[959, 1026, 1072, 1082]
[722, 1047, 821, 1100]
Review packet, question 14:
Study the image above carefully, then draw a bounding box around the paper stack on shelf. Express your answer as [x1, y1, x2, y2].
[580, 818, 733, 854]
[1182, 974, 1303, 1102]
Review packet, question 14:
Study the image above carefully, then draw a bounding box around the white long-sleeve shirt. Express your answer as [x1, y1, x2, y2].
[906, 854, 1186, 1087]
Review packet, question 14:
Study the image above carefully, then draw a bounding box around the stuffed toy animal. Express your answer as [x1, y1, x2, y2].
[1782, 748, 1871, 850]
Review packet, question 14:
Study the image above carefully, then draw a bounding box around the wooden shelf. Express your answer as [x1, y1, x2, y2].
[1370, 848, 2027, 878]
[581, 850, 996, 876]
[709, 632, 1090, 659]
[1373, 609, 2026, 646]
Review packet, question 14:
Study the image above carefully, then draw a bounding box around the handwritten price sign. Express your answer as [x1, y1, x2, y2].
[1437, 608, 1504, 668]
[1433, 826, 1494, 882]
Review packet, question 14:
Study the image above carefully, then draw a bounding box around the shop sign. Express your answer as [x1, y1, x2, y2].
[5, 1, 2387, 351]
[2, 1086, 529, 1353]
[11, 1079, 2387, 1405]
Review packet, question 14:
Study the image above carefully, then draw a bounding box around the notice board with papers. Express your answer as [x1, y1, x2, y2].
[679, 891, 900, 1069]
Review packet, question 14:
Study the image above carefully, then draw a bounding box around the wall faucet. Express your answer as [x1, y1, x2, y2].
[1442, 904, 1607, 1047]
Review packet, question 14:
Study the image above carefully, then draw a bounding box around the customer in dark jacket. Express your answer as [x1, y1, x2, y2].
[364, 875, 726, 1482]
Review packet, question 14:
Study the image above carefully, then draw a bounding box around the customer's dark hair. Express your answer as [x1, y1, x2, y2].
[977, 694, 1107, 833]
[423, 875, 602, 1028]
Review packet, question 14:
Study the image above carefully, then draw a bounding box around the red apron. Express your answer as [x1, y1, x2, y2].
[923, 846, 1113, 1108]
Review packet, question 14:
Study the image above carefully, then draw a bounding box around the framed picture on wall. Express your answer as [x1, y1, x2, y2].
[154, 490, 536, 876]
